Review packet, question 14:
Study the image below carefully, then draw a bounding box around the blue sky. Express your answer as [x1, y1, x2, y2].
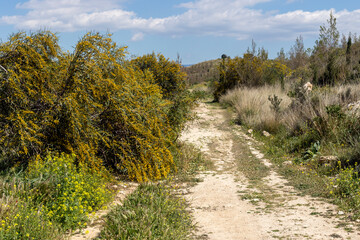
[1, 0, 360, 64]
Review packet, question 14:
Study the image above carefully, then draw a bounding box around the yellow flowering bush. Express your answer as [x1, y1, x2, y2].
[0, 31, 190, 181]
[26, 153, 112, 230]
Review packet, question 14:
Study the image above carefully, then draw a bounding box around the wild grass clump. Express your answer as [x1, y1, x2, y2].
[222, 83, 360, 159]
[282, 84, 360, 135]
[220, 85, 291, 133]
[100, 183, 194, 240]
[172, 142, 212, 182]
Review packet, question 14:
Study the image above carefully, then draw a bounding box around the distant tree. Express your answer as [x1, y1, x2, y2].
[176, 52, 182, 65]
[246, 39, 257, 56]
[288, 35, 308, 69]
[311, 12, 342, 86]
[276, 48, 287, 63]
[318, 11, 339, 50]
[346, 35, 352, 66]
[258, 47, 268, 61]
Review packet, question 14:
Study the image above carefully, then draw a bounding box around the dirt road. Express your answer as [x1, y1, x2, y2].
[180, 102, 360, 240]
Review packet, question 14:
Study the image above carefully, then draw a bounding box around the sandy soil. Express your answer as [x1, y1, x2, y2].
[180, 102, 360, 240]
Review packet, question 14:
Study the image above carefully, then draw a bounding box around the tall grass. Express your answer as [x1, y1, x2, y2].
[282, 84, 360, 133]
[221, 83, 360, 136]
[220, 85, 291, 132]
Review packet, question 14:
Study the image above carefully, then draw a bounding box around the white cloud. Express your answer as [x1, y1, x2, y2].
[131, 32, 144, 41]
[2, 0, 360, 41]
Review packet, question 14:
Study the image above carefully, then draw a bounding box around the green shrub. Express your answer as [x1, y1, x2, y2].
[213, 54, 291, 101]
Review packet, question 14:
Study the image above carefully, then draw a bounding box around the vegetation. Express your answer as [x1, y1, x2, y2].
[0, 30, 198, 238]
[2, 10, 360, 239]
[182, 59, 220, 85]
[212, 52, 291, 101]
[100, 183, 194, 240]
[0, 31, 194, 181]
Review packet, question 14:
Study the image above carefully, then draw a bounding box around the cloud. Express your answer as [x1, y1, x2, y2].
[2, 0, 360, 41]
[131, 32, 144, 41]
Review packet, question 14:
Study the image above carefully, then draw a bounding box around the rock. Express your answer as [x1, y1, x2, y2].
[347, 101, 360, 117]
[337, 211, 345, 215]
[262, 131, 271, 137]
[303, 82, 313, 92]
[283, 161, 293, 166]
[318, 156, 339, 166]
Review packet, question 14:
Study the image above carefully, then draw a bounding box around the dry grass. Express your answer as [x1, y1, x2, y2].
[221, 83, 360, 134]
[283, 83, 360, 132]
[220, 85, 291, 132]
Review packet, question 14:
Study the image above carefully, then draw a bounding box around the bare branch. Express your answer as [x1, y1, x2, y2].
[0, 65, 8, 74]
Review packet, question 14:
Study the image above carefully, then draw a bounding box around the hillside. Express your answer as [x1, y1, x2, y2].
[182, 59, 220, 85]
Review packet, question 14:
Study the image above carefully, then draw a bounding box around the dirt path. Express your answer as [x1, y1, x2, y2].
[180, 102, 360, 240]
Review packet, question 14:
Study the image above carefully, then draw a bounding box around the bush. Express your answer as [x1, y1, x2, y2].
[26, 153, 112, 230]
[131, 52, 195, 139]
[213, 54, 291, 101]
[131, 53, 186, 99]
[0, 31, 190, 181]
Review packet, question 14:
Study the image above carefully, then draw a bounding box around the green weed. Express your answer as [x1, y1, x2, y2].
[100, 183, 194, 240]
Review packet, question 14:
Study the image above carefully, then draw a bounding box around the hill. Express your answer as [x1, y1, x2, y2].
[182, 59, 220, 85]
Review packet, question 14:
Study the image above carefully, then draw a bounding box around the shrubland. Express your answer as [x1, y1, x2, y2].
[0, 30, 198, 238]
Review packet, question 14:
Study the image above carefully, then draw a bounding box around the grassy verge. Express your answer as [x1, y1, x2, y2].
[100, 183, 194, 240]
[172, 142, 213, 182]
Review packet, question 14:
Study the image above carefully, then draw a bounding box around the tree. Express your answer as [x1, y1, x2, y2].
[288, 35, 308, 69]
[311, 12, 342, 86]
[346, 34, 352, 66]
[276, 48, 287, 64]
[318, 11, 339, 50]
